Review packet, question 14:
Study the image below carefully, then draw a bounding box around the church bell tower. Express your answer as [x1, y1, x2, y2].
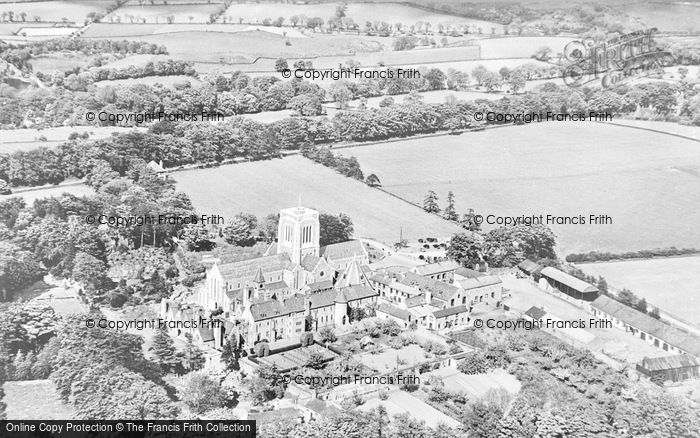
[277, 205, 320, 265]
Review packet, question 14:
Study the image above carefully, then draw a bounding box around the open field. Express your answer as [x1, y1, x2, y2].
[84, 30, 386, 63]
[81, 22, 308, 38]
[577, 256, 700, 326]
[222, 2, 501, 31]
[477, 36, 573, 59]
[624, 2, 700, 32]
[0, 1, 108, 23]
[173, 156, 463, 243]
[1, 126, 143, 153]
[0, 183, 93, 203]
[105, 3, 223, 24]
[3, 380, 75, 419]
[29, 52, 90, 73]
[341, 122, 700, 255]
[93, 74, 201, 87]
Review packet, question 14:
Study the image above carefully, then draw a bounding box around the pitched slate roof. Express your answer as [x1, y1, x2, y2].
[458, 275, 502, 290]
[433, 305, 468, 318]
[216, 253, 293, 282]
[413, 260, 460, 276]
[301, 254, 321, 271]
[399, 271, 460, 302]
[455, 267, 484, 279]
[541, 267, 598, 294]
[339, 284, 377, 301]
[308, 280, 334, 293]
[592, 295, 700, 356]
[525, 306, 547, 320]
[320, 240, 367, 261]
[639, 355, 700, 372]
[518, 259, 543, 275]
[405, 295, 427, 308]
[377, 303, 411, 321]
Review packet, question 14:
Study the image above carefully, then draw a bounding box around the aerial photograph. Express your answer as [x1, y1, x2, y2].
[0, 0, 699, 436]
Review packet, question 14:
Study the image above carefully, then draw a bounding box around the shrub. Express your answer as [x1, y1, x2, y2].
[109, 292, 128, 308]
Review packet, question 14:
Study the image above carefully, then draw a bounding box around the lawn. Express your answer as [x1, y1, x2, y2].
[577, 256, 700, 326]
[3, 380, 75, 419]
[357, 344, 427, 373]
[341, 122, 700, 255]
[173, 155, 463, 244]
[0, 1, 108, 23]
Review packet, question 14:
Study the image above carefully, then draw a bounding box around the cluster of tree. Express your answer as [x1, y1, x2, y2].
[0, 38, 167, 72]
[566, 246, 700, 263]
[302, 145, 364, 181]
[447, 225, 556, 269]
[48, 314, 179, 419]
[566, 266, 660, 318]
[37, 60, 197, 90]
[446, 319, 700, 437]
[423, 190, 480, 231]
[0, 161, 193, 305]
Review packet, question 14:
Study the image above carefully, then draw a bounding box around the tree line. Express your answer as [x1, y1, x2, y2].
[566, 246, 700, 263]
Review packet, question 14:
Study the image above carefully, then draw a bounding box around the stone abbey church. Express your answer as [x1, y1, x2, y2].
[161, 206, 377, 350]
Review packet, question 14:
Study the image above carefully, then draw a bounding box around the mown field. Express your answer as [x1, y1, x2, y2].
[342, 122, 700, 255]
[0, 1, 108, 22]
[577, 256, 700, 325]
[173, 155, 463, 243]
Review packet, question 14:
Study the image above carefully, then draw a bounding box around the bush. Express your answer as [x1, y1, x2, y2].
[254, 342, 270, 357]
[300, 332, 314, 346]
[109, 292, 128, 308]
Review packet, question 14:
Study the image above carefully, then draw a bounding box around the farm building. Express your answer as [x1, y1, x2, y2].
[411, 260, 459, 282]
[376, 302, 411, 326]
[539, 267, 599, 302]
[636, 355, 700, 383]
[590, 295, 700, 358]
[517, 259, 543, 279]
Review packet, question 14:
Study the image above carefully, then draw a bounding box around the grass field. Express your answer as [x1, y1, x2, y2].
[93, 74, 201, 87]
[341, 122, 700, 255]
[29, 52, 89, 73]
[1, 126, 142, 153]
[0, 183, 93, 203]
[478, 36, 573, 59]
[0, 1, 108, 23]
[222, 2, 501, 31]
[173, 156, 463, 243]
[3, 380, 75, 419]
[105, 3, 223, 24]
[577, 256, 700, 325]
[85, 30, 385, 63]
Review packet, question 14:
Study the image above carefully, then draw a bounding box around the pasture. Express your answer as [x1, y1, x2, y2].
[105, 3, 223, 24]
[222, 2, 501, 32]
[90, 30, 386, 63]
[577, 256, 700, 325]
[1, 126, 143, 153]
[477, 36, 573, 59]
[0, 183, 93, 203]
[173, 155, 463, 244]
[341, 122, 700, 255]
[0, 1, 108, 23]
